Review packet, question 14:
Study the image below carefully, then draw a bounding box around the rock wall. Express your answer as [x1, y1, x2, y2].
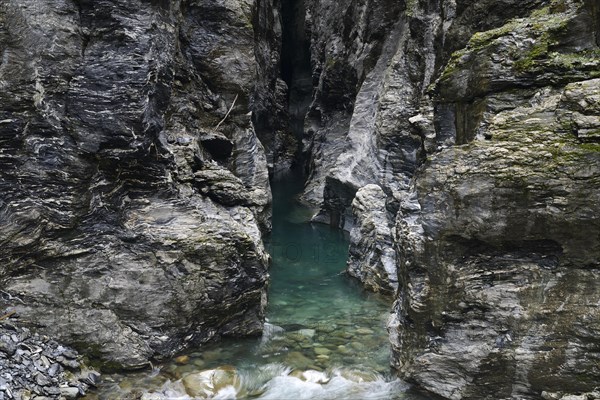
[268, 0, 600, 397]
[288, 0, 547, 290]
[0, 0, 270, 370]
[252, 0, 292, 175]
[391, 2, 600, 397]
[347, 184, 398, 295]
[287, 0, 557, 297]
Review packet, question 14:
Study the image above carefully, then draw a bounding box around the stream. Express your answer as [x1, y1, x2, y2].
[88, 176, 432, 399]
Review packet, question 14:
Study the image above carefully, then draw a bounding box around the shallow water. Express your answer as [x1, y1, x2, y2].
[90, 176, 433, 399]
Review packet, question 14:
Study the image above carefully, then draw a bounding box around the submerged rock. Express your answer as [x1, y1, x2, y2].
[181, 367, 237, 398]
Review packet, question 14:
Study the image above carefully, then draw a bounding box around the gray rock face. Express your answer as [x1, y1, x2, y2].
[298, 0, 548, 219]
[0, 0, 270, 369]
[300, 0, 405, 211]
[389, 2, 600, 398]
[347, 185, 397, 295]
[281, 0, 550, 296]
[285, 0, 556, 298]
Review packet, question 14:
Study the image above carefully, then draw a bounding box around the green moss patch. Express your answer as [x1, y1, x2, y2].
[579, 142, 600, 152]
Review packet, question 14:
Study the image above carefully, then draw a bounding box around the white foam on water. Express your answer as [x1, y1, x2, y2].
[140, 364, 410, 400]
[258, 375, 325, 399]
[256, 374, 409, 400]
[213, 385, 238, 399]
[300, 369, 330, 383]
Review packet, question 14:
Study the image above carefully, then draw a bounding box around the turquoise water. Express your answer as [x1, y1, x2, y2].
[91, 176, 431, 399]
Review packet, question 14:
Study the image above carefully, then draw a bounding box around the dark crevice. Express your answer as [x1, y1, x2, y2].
[446, 236, 564, 268]
[454, 98, 487, 144]
[280, 0, 311, 96]
[280, 0, 312, 173]
[73, 0, 90, 58]
[593, 0, 600, 47]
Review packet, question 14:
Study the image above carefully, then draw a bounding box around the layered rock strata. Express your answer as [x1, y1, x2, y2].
[0, 0, 270, 370]
[390, 3, 600, 397]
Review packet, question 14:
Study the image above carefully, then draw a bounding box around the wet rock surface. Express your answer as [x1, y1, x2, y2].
[0, 319, 99, 399]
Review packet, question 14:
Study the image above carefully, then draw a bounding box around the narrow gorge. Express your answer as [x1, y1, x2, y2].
[0, 0, 599, 399]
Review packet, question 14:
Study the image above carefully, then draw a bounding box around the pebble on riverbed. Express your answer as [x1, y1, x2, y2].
[0, 319, 100, 400]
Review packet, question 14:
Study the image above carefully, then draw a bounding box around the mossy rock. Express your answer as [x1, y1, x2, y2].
[434, 2, 598, 101]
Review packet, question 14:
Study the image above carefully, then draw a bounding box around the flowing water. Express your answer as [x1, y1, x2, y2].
[89, 176, 433, 399]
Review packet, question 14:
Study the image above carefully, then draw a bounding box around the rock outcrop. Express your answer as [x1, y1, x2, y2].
[0, 0, 270, 370]
[391, 79, 600, 398]
[300, 0, 549, 220]
[390, 2, 600, 397]
[347, 184, 398, 295]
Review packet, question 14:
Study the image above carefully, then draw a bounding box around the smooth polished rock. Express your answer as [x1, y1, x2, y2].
[347, 184, 398, 294]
